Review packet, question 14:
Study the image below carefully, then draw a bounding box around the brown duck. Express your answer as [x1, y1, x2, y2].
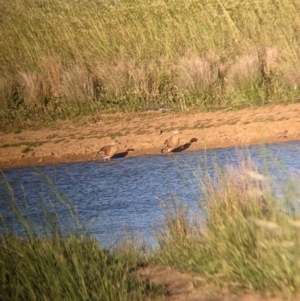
[161, 130, 182, 155]
[95, 140, 121, 161]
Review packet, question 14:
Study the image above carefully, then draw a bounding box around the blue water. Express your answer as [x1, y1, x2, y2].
[1, 141, 300, 248]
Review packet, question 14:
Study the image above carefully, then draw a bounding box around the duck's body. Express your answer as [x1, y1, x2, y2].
[96, 141, 120, 161]
[161, 130, 182, 155]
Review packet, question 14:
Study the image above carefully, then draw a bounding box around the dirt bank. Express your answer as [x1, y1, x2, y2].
[137, 266, 289, 301]
[1, 103, 300, 170]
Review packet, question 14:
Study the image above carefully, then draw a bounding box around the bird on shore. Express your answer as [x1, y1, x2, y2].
[95, 140, 121, 161]
[161, 130, 182, 155]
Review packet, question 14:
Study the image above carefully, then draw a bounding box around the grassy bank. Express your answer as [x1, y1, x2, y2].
[1, 235, 157, 301]
[154, 158, 300, 296]
[1, 156, 300, 299]
[0, 172, 161, 301]
[1, 0, 300, 129]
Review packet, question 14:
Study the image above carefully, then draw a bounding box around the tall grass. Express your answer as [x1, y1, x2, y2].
[154, 156, 300, 296]
[2, 154, 300, 298]
[1, 0, 300, 128]
[0, 171, 159, 301]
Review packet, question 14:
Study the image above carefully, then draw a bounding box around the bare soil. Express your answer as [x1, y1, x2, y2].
[1, 103, 300, 170]
[137, 266, 292, 301]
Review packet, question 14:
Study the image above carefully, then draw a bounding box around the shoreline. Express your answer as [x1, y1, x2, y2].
[1, 135, 299, 171]
[1, 104, 300, 171]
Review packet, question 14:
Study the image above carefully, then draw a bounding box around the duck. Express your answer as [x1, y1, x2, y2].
[161, 130, 182, 155]
[95, 140, 121, 161]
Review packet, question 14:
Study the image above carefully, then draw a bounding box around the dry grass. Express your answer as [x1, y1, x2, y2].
[153, 155, 300, 296]
[1, 0, 300, 127]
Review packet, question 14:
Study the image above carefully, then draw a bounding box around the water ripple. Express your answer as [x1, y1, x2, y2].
[1, 141, 300, 247]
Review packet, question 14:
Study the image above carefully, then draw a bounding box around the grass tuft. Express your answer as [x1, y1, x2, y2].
[153, 156, 300, 296]
[0, 171, 159, 301]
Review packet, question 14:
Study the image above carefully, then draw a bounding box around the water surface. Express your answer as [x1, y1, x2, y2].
[1, 141, 300, 248]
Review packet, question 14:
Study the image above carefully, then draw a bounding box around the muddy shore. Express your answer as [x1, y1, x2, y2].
[1, 103, 300, 170]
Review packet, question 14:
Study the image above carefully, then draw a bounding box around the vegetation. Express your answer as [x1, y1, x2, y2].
[1, 235, 156, 301]
[1, 156, 300, 299]
[2, 0, 300, 297]
[0, 171, 161, 301]
[154, 157, 300, 296]
[1, 0, 300, 129]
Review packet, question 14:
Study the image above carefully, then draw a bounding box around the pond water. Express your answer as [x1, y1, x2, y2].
[1, 141, 300, 248]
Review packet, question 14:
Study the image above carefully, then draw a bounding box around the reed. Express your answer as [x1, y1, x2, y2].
[153, 156, 300, 296]
[0, 171, 159, 301]
[1, 0, 300, 129]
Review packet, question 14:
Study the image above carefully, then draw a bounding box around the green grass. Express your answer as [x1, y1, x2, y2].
[1, 141, 45, 149]
[0, 171, 161, 301]
[1, 235, 145, 301]
[21, 146, 32, 153]
[13, 129, 22, 134]
[1, 0, 300, 130]
[152, 156, 300, 296]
